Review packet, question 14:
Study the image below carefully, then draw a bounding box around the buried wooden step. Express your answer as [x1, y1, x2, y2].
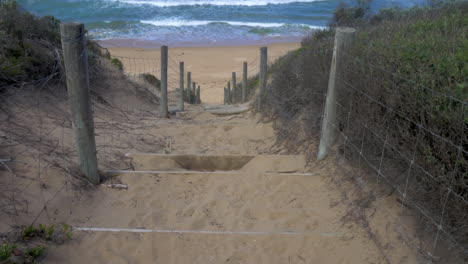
[125, 154, 307, 173]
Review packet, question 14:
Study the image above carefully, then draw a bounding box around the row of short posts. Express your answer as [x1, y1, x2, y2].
[182, 71, 201, 105]
[224, 69, 242, 104]
[163, 46, 205, 114]
[224, 47, 267, 105]
[162, 46, 202, 115]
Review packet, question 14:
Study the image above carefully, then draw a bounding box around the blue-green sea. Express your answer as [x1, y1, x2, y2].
[18, 0, 426, 46]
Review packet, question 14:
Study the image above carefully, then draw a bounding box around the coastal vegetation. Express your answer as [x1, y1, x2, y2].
[0, 0, 108, 92]
[142, 73, 161, 90]
[0, 224, 72, 264]
[257, 0, 467, 254]
[111, 58, 124, 71]
[0, 0, 62, 90]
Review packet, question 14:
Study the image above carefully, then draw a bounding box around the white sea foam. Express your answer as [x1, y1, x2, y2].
[141, 19, 326, 29]
[141, 19, 216, 27]
[117, 0, 323, 7]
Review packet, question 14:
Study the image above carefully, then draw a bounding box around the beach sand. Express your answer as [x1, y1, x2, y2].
[106, 42, 301, 105]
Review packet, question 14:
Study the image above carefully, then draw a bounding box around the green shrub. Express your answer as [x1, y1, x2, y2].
[21, 225, 36, 240]
[39, 224, 55, 240]
[335, 8, 467, 250]
[0, 0, 62, 89]
[142, 73, 161, 90]
[111, 58, 124, 71]
[0, 243, 15, 261]
[0, 0, 108, 91]
[26, 245, 45, 258]
[329, 0, 372, 27]
[62, 224, 72, 239]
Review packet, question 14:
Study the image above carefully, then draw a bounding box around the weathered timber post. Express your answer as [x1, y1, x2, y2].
[60, 23, 99, 184]
[197, 85, 201, 104]
[242, 61, 247, 102]
[227, 81, 231, 104]
[160, 45, 168, 117]
[232, 72, 237, 103]
[258, 46, 268, 109]
[317, 27, 356, 160]
[224, 87, 228, 105]
[186, 72, 191, 102]
[192, 82, 196, 104]
[179, 61, 184, 111]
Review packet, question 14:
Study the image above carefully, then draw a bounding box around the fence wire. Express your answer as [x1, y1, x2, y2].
[0, 43, 195, 232]
[223, 53, 273, 105]
[320, 48, 467, 261]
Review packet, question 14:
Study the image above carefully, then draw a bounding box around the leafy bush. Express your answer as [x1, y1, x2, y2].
[337, 3, 468, 249]
[0, 0, 62, 89]
[62, 224, 72, 239]
[142, 73, 161, 90]
[0, 243, 15, 261]
[21, 226, 36, 240]
[111, 58, 124, 71]
[0, 0, 108, 92]
[26, 245, 45, 258]
[329, 0, 372, 27]
[38, 224, 55, 240]
[257, 1, 467, 254]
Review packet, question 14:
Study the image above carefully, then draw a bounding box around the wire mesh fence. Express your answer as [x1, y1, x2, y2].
[0, 87, 81, 227]
[223, 50, 277, 105]
[323, 47, 467, 260]
[252, 28, 466, 261]
[0, 33, 196, 228]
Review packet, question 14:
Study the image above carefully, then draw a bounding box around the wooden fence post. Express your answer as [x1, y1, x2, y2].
[224, 87, 227, 105]
[186, 72, 191, 103]
[160, 45, 168, 117]
[60, 22, 99, 184]
[242, 61, 247, 102]
[258, 46, 268, 109]
[179, 61, 184, 111]
[317, 27, 356, 160]
[192, 82, 196, 104]
[232, 72, 237, 103]
[227, 81, 231, 104]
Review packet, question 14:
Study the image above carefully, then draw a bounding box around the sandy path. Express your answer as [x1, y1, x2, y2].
[37, 107, 420, 263]
[0, 44, 428, 263]
[44, 111, 389, 263]
[1, 104, 421, 264]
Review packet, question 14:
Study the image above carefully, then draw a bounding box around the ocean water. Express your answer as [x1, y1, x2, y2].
[18, 0, 426, 46]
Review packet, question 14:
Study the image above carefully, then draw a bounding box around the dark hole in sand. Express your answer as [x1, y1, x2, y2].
[172, 155, 254, 171]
